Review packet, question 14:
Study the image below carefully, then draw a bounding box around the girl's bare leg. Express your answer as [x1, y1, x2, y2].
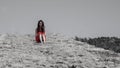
[39, 34, 42, 43]
[43, 34, 46, 43]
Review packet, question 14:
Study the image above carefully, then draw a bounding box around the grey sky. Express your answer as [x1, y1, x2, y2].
[0, 0, 120, 37]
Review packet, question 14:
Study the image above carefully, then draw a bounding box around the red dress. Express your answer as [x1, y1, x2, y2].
[35, 32, 46, 43]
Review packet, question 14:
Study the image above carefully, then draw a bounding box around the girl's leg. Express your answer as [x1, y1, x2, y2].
[42, 34, 46, 43]
[39, 34, 42, 43]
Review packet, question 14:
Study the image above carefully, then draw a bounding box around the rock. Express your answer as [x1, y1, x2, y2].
[0, 33, 119, 68]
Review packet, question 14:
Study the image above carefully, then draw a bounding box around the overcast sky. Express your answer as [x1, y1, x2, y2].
[0, 0, 120, 37]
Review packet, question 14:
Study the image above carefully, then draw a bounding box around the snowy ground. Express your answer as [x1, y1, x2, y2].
[0, 33, 120, 68]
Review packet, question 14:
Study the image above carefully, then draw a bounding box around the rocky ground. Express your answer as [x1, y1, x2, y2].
[0, 33, 120, 68]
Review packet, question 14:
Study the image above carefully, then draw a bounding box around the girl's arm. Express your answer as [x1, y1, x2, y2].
[44, 29, 46, 37]
[44, 28, 46, 36]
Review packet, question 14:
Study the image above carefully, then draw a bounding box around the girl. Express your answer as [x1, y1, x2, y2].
[35, 20, 46, 43]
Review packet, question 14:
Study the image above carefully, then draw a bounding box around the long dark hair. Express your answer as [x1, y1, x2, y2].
[36, 20, 45, 32]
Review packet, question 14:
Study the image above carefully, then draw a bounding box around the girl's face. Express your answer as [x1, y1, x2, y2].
[39, 22, 42, 26]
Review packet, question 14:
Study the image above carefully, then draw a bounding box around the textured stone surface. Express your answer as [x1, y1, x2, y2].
[0, 33, 120, 68]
